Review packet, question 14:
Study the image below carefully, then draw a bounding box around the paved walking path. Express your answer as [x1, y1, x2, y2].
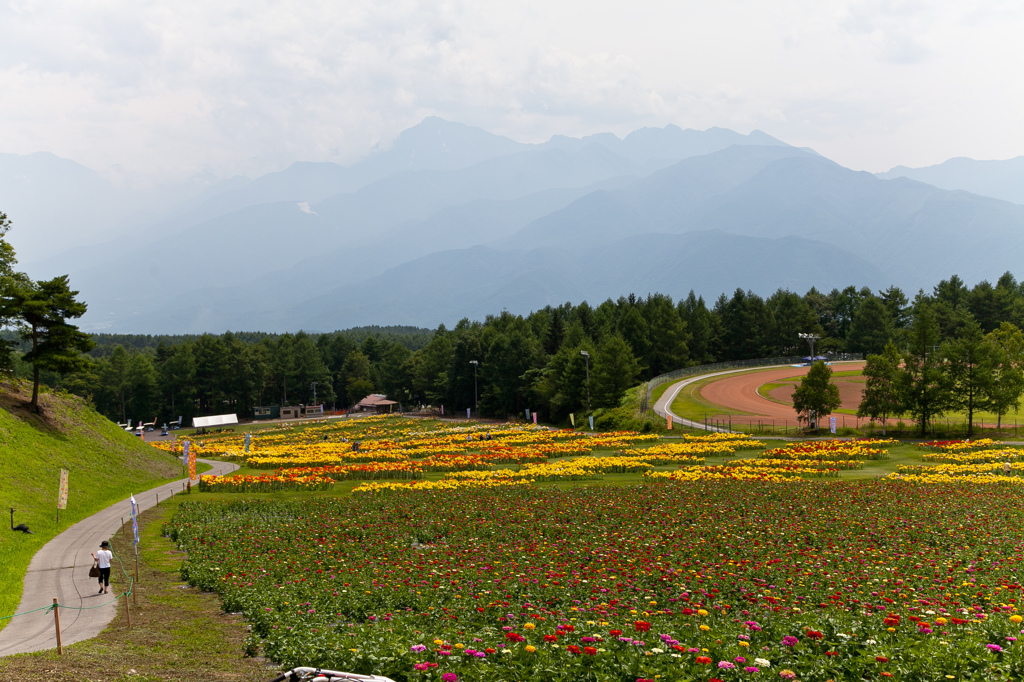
[0, 458, 238, 656]
[652, 367, 761, 432]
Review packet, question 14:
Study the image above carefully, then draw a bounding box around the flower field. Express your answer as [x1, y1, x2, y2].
[168, 480, 1024, 681]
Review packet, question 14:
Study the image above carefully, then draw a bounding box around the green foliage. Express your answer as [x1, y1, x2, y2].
[857, 341, 904, 434]
[0, 382, 181, 629]
[791, 361, 841, 428]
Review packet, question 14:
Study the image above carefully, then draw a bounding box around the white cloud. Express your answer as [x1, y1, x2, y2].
[0, 0, 1022, 179]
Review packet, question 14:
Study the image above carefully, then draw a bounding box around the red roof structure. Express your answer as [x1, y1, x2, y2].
[355, 394, 398, 413]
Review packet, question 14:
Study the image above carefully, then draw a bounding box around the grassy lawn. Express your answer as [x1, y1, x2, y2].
[0, 499, 271, 681]
[0, 381, 183, 631]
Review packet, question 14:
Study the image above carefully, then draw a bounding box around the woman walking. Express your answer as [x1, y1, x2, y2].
[91, 540, 113, 594]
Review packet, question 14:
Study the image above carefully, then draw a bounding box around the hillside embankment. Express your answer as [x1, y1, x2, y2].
[0, 379, 182, 629]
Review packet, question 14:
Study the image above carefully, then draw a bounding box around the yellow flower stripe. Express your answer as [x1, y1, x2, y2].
[920, 447, 1024, 464]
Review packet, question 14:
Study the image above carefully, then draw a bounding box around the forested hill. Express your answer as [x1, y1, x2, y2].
[0, 325, 433, 357]
[12, 271, 1024, 429]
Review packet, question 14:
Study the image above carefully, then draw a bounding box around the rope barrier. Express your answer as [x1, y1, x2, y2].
[0, 545, 135, 620]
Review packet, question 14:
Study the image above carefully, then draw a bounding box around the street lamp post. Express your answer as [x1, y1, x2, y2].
[580, 350, 591, 414]
[469, 360, 479, 416]
[311, 381, 318, 406]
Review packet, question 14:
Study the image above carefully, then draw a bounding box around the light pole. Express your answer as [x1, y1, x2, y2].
[798, 333, 820, 361]
[310, 381, 318, 406]
[580, 350, 591, 414]
[469, 360, 479, 415]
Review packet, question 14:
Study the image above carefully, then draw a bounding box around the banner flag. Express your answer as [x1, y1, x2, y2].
[569, 413, 575, 427]
[830, 417, 837, 434]
[57, 469, 69, 510]
[130, 494, 139, 546]
[667, 414, 673, 430]
[532, 411, 538, 424]
[525, 409, 531, 420]
[588, 416, 595, 431]
[440, 405, 444, 415]
[244, 432, 251, 453]
[466, 408, 471, 419]
[187, 442, 197, 481]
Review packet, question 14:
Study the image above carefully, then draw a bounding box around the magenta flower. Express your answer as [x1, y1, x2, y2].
[718, 661, 736, 669]
[781, 635, 799, 647]
[442, 674, 458, 682]
[987, 643, 1003, 653]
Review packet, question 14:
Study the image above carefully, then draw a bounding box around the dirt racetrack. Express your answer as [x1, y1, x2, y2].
[697, 362, 866, 425]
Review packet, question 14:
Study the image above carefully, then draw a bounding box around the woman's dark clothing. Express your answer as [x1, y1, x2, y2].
[98, 566, 111, 587]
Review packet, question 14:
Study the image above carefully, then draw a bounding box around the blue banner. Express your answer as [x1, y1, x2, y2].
[244, 432, 251, 453]
[130, 494, 139, 546]
[589, 416, 594, 431]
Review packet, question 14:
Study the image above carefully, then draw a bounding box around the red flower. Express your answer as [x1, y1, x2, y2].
[805, 629, 824, 640]
[583, 646, 597, 655]
[696, 656, 712, 664]
[876, 656, 889, 663]
[567, 645, 582, 655]
[543, 634, 559, 643]
[634, 620, 651, 632]
[505, 632, 525, 642]
[609, 629, 623, 637]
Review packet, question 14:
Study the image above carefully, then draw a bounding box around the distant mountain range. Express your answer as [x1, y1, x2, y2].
[878, 156, 1024, 205]
[4, 118, 1024, 333]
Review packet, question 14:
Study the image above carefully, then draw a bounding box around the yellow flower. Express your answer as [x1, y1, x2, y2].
[524, 622, 536, 630]
[699, 624, 710, 632]
[525, 645, 536, 653]
[1011, 615, 1023, 624]
[697, 609, 708, 617]
[433, 639, 444, 646]
[739, 641, 750, 647]
[935, 617, 948, 625]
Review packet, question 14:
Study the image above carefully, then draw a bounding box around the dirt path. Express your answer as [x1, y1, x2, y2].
[0, 458, 238, 657]
[699, 362, 865, 421]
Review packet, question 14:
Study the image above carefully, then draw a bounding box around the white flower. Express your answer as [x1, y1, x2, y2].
[755, 658, 771, 668]
[651, 648, 664, 653]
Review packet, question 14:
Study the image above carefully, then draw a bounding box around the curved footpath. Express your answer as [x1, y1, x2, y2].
[0, 457, 238, 657]
[652, 367, 758, 432]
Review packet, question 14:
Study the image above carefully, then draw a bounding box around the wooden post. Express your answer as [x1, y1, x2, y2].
[125, 592, 131, 629]
[53, 598, 63, 655]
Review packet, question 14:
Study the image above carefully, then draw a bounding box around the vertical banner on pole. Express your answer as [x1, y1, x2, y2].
[130, 494, 139, 547]
[532, 412, 538, 425]
[588, 416, 594, 431]
[666, 415, 672, 430]
[57, 469, 69, 510]
[244, 432, 251, 453]
[829, 417, 837, 434]
[525, 409, 531, 421]
[466, 408, 471, 419]
[187, 442, 197, 481]
[569, 413, 575, 427]
[440, 405, 444, 416]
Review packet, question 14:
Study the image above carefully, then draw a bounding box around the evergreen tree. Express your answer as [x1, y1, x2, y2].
[941, 317, 995, 437]
[902, 303, 948, 436]
[857, 341, 904, 435]
[791, 361, 841, 430]
[846, 295, 894, 355]
[9, 274, 94, 412]
[985, 322, 1024, 428]
[592, 334, 640, 408]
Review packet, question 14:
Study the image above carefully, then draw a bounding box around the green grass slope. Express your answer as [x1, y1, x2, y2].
[0, 379, 182, 631]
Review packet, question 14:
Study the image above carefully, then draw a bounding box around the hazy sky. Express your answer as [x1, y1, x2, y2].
[2, 0, 1022, 181]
